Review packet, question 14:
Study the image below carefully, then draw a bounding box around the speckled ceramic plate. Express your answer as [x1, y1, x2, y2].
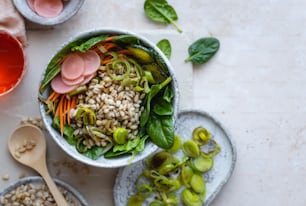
[0, 176, 88, 206]
[113, 110, 236, 206]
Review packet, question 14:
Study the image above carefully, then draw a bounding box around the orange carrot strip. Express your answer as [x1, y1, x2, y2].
[66, 97, 71, 125]
[101, 57, 113, 65]
[59, 95, 65, 136]
[71, 96, 77, 109]
[50, 92, 61, 102]
[48, 91, 56, 100]
[103, 43, 117, 51]
[117, 49, 133, 55]
[104, 35, 117, 42]
[63, 97, 67, 127]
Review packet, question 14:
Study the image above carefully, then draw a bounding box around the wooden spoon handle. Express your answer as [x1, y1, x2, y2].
[38, 165, 69, 206]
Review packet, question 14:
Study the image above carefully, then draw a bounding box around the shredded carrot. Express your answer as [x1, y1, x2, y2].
[59, 95, 65, 136]
[117, 49, 133, 55]
[50, 92, 61, 102]
[48, 91, 56, 100]
[66, 97, 71, 125]
[103, 43, 117, 51]
[104, 35, 117, 42]
[63, 97, 67, 127]
[101, 57, 113, 65]
[71, 96, 77, 110]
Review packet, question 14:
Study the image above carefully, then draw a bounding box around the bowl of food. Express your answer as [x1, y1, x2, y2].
[0, 176, 88, 205]
[38, 28, 179, 168]
[0, 31, 26, 97]
[13, 0, 84, 26]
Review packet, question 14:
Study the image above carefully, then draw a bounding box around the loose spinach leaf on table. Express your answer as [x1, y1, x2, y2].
[157, 39, 171, 59]
[185, 37, 220, 64]
[146, 114, 174, 149]
[144, 0, 182, 33]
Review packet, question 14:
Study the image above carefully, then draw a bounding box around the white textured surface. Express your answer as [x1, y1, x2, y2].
[0, 0, 305, 205]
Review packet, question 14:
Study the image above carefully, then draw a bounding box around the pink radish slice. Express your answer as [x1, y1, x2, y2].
[26, 0, 35, 11]
[81, 73, 96, 85]
[33, 0, 63, 18]
[61, 75, 84, 86]
[79, 50, 101, 76]
[51, 75, 78, 94]
[61, 53, 85, 81]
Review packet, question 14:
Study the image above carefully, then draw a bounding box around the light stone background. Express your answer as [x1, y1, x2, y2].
[1, 0, 305, 205]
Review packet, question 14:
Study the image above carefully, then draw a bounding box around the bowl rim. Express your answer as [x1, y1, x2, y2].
[12, 0, 85, 26]
[0, 176, 88, 206]
[38, 28, 180, 168]
[0, 31, 26, 97]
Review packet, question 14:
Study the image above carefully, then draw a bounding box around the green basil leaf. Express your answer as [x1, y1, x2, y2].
[144, 0, 182, 33]
[185, 37, 220, 64]
[146, 115, 174, 149]
[157, 39, 171, 59]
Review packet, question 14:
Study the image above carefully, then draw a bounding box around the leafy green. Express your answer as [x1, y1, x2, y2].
[163, 85, 174, 103]
[112, 35, 141, 45]
[52, 117, 76, 145]
[153, 99, 173, 116]
[146, 114, 174, 149]
[157, 39, 171, 59]
[71, 35, 108, 52]
[140, 77, 172, 127]
[144, 0, 182, 33]
[39, 65, 61, 93]
[83, 147, 107, 160]
[185, 37, 220, 64]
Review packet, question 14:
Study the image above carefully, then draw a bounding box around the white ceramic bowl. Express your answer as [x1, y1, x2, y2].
[38, 28, 179, 168]
[13, 0, 84, 26]
[0, 176, 88, 205]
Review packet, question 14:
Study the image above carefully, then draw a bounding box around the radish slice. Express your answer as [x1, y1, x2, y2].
[33, 0, 63, 18]
[26, 0, 35, 11]
[61, 53, 85, 81]
[62, 75, 84, 86]
[81, 73, 96, 85]
[51, 75, 78, 94]
[80, 50, 101, 76]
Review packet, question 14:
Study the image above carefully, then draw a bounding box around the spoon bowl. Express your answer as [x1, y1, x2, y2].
[8, 124, 69, 206]
[8, 124, 46, 165]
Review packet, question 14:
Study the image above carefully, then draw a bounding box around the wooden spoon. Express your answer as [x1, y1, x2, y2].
[8, 124, 69, 206]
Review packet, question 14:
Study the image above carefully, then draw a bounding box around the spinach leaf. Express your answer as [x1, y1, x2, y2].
[153, 99, 173, 116]
[83, 147, 107, 160]
[140, 77, 172, 127]
[104, 136, 141, 158]
[163, 85, 174, 103]
[157, 39, 171, 59]
[112, 35, 141, 45]
[144, 0, 182, 33]
[39, 65, 61, 93]
[71, 35, 108, 52]
[146, 115, 174, 149]
[185, 37, 220, 64]
[52, 117, 76, 145]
